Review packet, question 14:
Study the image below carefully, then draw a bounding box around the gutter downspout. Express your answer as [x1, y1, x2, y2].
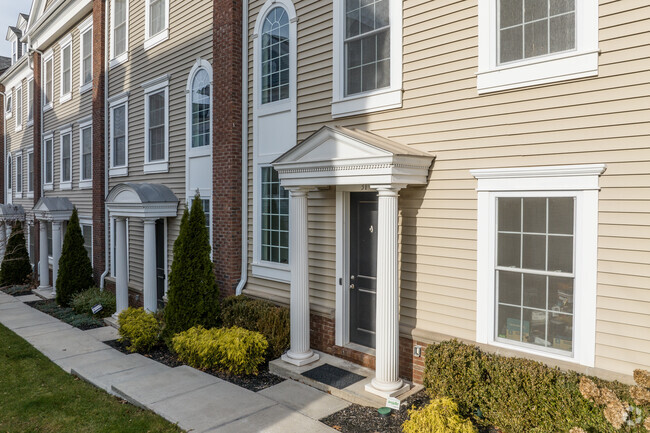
[235, 0, 249, 295]
[100, 0, 110, 289]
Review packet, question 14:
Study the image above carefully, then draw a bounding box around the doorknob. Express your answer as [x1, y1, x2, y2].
[350, 275, 355, 289]
[350, 284, 355, 289]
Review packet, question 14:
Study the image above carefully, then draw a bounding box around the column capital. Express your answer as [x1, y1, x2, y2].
[142, 217, 158, 225]
[285, 186, 312, 197]
[371, 184, 406, 196]
[51, 220, 62, 229]
[114, 216, 127, 222]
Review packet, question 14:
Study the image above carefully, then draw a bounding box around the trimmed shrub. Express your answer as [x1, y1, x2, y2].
[172, 326, 268, 375]
[71, 287, 116, 318]
[0, 221, 32, 286]
[164, 195, 220, 338]
[56, 208, 93, 307]
[118, 307, 160, 353]
[221, 295, 289, 359]
[402, 398, 478, 433]
[423, 340, 620, 433]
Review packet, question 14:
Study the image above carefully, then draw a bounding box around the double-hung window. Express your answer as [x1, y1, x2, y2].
[144, 0, 169, 50]
[111, 0, 129, 64]
[260, 7, 290, 104]
[143, 75, 169, 173]
[27, 78, 33, 124]
[60, 128, 72, 189]
[79, 18, 93, 92]
[473, 164, 605, 367]
[43, 135, 54, 190]
[60, 36, 73, 102]
[332, 0, 402, 117]
[80, 121, 93, 188]
[27, 151, 34, 194]
[109, 93, 129, 176]
[15, 153, 22, 196]
[260, 167, 289, 265]
[15, 85, 23, 131]
[477, 0, 598, 93]
[81, 223, 93, 263]
[11, 40, 17, 64]
[6, 91, 12, 118]
[190, 69, 210, 148]
[43, 53, 54, 110]
[7, 155, 12, 192]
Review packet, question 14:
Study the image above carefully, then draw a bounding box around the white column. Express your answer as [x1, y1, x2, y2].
[281, 187, 319, 366]
[365, 186, 410, 398]
[114, 217, 129, 317]
[0, 221, 6, 264]
[51, 221, 62, 295]
[38, 220, 50, 290]
[143, 218, 157, 313]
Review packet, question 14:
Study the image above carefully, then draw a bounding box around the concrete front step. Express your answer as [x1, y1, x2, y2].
[258, 379, 350, 420]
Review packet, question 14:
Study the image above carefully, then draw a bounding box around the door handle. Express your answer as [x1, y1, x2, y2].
[350, 274, 355, 289]
[349, 284, 355, 289]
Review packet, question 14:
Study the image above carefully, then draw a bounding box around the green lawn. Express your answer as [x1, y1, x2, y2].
[0, 323, 184, 433]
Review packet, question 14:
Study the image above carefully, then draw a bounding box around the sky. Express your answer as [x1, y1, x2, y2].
[0, 0, 33, 58]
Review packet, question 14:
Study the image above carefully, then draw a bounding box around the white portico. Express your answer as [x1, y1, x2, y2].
[32, 198, 74, 295]
[272, 126, 434, 398]
[106, 183, 179, 315]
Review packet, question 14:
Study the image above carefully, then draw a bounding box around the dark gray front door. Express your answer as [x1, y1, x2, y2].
[349, 192, 378, 348]
[155, 219, 165, 308]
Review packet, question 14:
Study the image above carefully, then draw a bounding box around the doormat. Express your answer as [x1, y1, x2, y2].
[302, 363, 365, 389]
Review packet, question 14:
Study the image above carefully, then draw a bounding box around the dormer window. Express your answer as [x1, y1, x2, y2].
[12, 40, 18, 64]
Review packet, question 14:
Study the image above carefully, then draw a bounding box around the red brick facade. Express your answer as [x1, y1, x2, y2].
[91, 0, 106, 283]
[212, 0, 243, 297]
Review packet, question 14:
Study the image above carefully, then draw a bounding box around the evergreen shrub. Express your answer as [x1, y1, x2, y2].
[71, 287, 116, 318]
[221, 295, 289, 359]
[172, 326, 268, 375]
[0, 221, 32, 286]
[118, 307, 160, 353]
[423, 340, 625, 433]
[402, 398, 478, 433]
[56, 208, 93, 307]
[164, 195, 220, 338]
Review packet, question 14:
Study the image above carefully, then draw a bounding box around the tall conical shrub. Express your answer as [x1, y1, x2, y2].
[56, 208, 93, 307]
[164, 194, 220, 337]
[0, 221, 32, 286]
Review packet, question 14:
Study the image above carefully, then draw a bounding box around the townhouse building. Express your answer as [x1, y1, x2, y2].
[243, 0, 650, 397]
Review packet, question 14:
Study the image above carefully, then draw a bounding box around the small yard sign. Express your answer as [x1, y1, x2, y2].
[386, 397, 400, 410]
[91, 304, 103, 314]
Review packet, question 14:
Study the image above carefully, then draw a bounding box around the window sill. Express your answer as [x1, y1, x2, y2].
[60, 182, 72, 190]
[26, 120, 33, 127]
[487, 339, 580, 366]
[143, 161, 169, 174]
[79, 179, 92, 189]
[5, 113, 12, 119]
[27, 192, 34, 199]
[109, 52, 128, 69]
[331, 88, 402, 118]
[43, 184, 53, 191]
[60, 93, 72, 104]
[15, 125, 22, 132]
[144, 29, 169, 52]
[80, 82, 93, 95]
[43, 104, 53, 113]
[15, 192, 23, 199]
[109, 166, 128, 177]
[252, 262, 290, 283]
[476, 50, 599, 94]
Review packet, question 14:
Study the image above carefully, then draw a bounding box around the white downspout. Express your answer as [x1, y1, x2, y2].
[100, 0, 110, 289]
[1, 91, 6, 205]
[235, 0, 249, 295]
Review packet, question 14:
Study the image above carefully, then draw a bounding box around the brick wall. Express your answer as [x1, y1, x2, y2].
[212, 0, 242, 297]
[91, 0, 106, 283]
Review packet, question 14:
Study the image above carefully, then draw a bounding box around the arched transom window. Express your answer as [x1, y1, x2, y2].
[191, 69, 211, 148]
[261, 7, 290, 104]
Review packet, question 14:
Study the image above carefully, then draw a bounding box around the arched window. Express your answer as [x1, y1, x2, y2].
[261, 7, 290, 104]
[191, 69, 211, 148]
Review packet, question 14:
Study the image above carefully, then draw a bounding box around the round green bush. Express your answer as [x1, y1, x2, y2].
[402, 398, 477, 433]
[71, 287, 116, 318]
[118, 307, 160, 353]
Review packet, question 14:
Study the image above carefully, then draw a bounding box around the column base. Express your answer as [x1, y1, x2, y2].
[365, 380, 410, 399]
[38, 285, 51, 292]
[281, 351, 320, 367]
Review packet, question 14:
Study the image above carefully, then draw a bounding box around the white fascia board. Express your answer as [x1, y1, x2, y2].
[30, 0, 92, 51]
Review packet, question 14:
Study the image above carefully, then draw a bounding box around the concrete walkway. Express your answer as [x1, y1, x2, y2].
[0, 292, 348, 433]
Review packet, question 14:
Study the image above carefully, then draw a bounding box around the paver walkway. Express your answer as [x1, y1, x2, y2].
[0, 292, 348, 433]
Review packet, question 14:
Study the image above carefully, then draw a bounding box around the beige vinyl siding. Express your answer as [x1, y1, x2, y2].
[106, 0, 212, 291]
[245, 0, 650, 377]
[40, 13, 94, 218]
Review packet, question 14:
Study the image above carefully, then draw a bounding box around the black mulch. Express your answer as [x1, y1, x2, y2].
[1, 285, 34, 296]
[25, 299, 105, 331]
[321, 390, 500, 433]
[303, 363, 365, 389]
[104, 339, 285, 393]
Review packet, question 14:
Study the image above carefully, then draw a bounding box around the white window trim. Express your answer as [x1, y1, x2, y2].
[15, 84, 23, 132]
[5, 90, 12, 119]
[186, 59, 213, 158]
[143, 75, 169, 173]
[110, 0, 130, 67]
[476, 1, 599, 94]
[27, 77, 34, 126]
[79, 119, 93, 189]
[42, 51, 54, 112]
[472, 164, 606, 368]
[59, 127, 73, 190]
[78, 17, 93, 94]
[109, 92, 129, 177]
[79, 218, 93, 266]
[59, 34, 73, 103]
[6, 153, 12, 201]
[26, 149, 34, 197]
[15, 151, 23, 198]
[331, 0, 403, 118]
[42, 133, 54, 191]
[144, 0, 169, 51]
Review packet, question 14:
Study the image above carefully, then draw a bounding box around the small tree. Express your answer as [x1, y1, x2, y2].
[56, 208, 93, 307]
[164, 194, 220, 338]
[0, 221, 32, 286]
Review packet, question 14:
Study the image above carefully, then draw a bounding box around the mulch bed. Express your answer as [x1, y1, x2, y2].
[105, 339, 285, 392]
[1, 285, 34, 296]
[25, 299, 105, 331]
